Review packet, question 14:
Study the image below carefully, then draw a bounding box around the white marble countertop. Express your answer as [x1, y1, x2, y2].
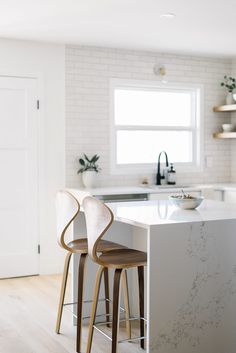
[107, 199, 236, 228]
[70, 183, 236, 196]
[71, 185, 202, 196]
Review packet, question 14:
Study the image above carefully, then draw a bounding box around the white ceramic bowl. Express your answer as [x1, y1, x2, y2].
[169, 196, 204, 210]
[222, 124, 235, 132]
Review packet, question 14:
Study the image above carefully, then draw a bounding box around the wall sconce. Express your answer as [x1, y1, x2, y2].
[153, 64, 168, 83]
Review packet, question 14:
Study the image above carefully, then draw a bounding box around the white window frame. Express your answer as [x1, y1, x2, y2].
[110, 78, 204, 175]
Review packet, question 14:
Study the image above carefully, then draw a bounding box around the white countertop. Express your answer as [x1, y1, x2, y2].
[71, 185, 202, 196]
[70, 183, 236, 196]
[107, 199, 236, 228]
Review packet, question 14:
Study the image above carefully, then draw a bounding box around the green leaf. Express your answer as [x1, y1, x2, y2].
[77, 167, 85, 174]
[84, 154, 91, 163]
[94, 155, 100, 163]
[79, 158, 85, 166]
[91, 154, 100, 163]
[90, 155, 97, 163]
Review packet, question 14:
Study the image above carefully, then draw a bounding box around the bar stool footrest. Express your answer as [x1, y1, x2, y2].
[93, 316, 147, 343]
[63, 298, 127, 320]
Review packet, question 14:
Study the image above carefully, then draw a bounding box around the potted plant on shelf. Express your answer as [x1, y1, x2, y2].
[77, 154, 101, 188]
[221, 75, 236, 105]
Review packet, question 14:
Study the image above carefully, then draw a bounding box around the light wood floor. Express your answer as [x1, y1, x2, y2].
[0, 275, 144, 353]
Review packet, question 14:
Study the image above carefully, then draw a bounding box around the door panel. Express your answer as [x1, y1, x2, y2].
[0, 76, 39, 278]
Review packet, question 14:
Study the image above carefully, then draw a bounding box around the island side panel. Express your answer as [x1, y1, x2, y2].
[148, 220, 236, 353]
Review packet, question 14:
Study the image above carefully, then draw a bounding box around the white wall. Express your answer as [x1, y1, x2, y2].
[230, 59, 236, 182]
[0, 38, 65, 274]
[65, 45, 232, 188]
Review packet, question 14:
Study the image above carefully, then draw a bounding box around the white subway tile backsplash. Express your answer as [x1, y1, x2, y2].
[66, 45, 233, 188]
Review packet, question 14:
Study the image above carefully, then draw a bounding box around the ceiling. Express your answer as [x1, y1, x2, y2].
[0, 0, 235, 57]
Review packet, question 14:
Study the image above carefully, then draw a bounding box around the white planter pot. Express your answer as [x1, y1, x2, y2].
[226, 92, 235, 105]
[82, 171, 98, 188]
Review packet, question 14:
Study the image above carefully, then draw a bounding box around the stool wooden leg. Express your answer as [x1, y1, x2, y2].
[76, 253, 88, 353]
[138, 266, 145, 349]
[122, 270, 131, 339]
[86, 266, 105, 353]
[112, 268, 123, 353]
[103, 267, 110, 327]
[56, 252, 72, 334]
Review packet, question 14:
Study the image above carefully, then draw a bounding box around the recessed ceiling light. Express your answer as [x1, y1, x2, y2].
[160, 13, 176, 19]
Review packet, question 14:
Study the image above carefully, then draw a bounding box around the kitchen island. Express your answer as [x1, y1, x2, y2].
[70, 196, 236, 353]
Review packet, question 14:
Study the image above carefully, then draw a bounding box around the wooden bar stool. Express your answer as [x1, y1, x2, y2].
[55, 190, 131, 353]
[83, 196, 147, 353]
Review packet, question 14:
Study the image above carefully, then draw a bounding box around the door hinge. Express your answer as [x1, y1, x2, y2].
[37, 244, 41, 254]
[37, 100, 40, 110]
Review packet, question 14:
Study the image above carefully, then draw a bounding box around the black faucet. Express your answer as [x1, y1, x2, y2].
[156, 151, 169, 185]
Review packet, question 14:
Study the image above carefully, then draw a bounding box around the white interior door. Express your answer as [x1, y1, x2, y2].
[0, 76, 39, 278]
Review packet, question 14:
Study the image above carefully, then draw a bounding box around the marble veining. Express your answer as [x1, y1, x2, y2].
[186, 222, 210, 263]
[150, 222, 236, 352]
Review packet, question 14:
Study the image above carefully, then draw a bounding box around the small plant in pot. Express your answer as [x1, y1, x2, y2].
[77, 154, 101, 188]
[221, 76, 236, 104]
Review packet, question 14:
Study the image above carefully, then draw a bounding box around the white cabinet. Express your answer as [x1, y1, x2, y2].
[211, 190, 236, 202]
[214, 190, 224, 201]
[149, 193, 169, 200]
[201, 188, 215, 200]
[199, 188, 227, 201]
[223, 190, 236, 203]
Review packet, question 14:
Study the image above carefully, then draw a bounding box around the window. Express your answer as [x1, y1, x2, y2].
[110, 79, 202, 174]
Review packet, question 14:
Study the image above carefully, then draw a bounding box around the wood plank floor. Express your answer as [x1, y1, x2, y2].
[0, 275, 144, 353]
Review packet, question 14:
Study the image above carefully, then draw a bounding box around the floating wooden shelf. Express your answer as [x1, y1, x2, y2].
[213, 104, 236, 112]
[213, 132, 236, 139]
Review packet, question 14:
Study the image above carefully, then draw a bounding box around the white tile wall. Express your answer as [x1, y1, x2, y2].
[66, 45, 232, 187]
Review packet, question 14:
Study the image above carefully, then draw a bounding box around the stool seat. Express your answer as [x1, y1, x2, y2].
[98, 248, 147, 269]
[67, 238, 127, 254]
